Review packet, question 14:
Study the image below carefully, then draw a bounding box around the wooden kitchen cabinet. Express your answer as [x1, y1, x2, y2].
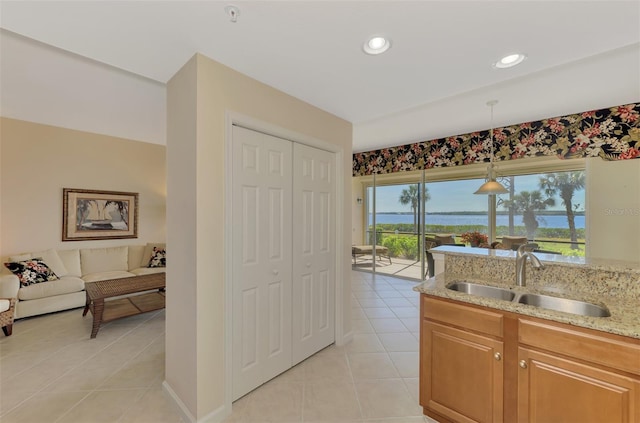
[517, 347, 640, 423]
[421, 296, 505, 423]
[420, 294, 640, 423]
[517, 319, 640, 423]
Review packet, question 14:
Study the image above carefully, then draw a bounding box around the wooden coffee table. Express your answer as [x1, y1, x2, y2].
[82, 273, 165, 338]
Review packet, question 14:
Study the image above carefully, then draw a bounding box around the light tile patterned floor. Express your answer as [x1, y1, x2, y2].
[0, 271, 437, 422]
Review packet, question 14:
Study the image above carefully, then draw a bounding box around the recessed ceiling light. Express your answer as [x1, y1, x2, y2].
[363, 36, 391, 55]
[493, 53, 527, 69]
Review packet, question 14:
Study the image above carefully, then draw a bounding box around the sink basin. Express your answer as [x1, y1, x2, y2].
[447, 282, 516, 301]
[446, 282, 610, 318]
[517, 293, 611, 317]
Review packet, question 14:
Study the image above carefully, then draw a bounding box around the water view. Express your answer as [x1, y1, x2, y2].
[371, 213, 585, 229]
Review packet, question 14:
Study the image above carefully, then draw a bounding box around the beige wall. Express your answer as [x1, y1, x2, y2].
[0, 117, 166, 257]
[166, 53, 352, 421]
[164, 56, 199, 419]
[586, 157, 640, 263]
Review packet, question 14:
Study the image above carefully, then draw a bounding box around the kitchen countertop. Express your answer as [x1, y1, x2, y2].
[415, 247, 640, 340]
[429, 245, 640, 272]
[415, 274, 640, 339]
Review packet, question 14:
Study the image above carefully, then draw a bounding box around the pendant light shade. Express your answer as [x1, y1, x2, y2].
[475, 100, 508, 195]
[474, 173, 509, 194]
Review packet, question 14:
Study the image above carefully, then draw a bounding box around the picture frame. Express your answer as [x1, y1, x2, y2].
[62, 188, 138, 241]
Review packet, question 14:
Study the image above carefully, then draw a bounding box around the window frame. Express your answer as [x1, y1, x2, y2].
[355, 156, 586, 279]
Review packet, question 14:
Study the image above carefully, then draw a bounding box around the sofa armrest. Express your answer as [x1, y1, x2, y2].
[0, 275, 20, 298]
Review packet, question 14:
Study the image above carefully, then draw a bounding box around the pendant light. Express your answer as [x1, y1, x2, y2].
[474, 100, 508, 195]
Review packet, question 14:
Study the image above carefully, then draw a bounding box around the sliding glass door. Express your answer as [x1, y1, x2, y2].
[351, 161, 586, 280]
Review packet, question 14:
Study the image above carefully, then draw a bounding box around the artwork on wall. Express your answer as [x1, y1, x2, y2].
[62, 188, 138, 241]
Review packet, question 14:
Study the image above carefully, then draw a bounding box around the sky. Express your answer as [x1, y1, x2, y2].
[371, 175, 586, 213]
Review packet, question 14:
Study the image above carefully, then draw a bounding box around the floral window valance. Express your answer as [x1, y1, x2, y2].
[353, 103, 639, 176]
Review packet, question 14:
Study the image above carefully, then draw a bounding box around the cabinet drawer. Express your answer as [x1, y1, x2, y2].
[519, 318, 640, 376]
[423, 295, 503, 338]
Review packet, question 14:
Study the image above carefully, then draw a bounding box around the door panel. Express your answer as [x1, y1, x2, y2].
[232, 127, 337, 397]
[232, 126, 293, 400]
[292, 143, 336, 364]
[423, 321, 504, 423]
[518, 347, 639, 423]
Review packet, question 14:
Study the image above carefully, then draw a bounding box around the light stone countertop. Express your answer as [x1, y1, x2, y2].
[429, 245, 640, 272]
[415, 246, 640, 340]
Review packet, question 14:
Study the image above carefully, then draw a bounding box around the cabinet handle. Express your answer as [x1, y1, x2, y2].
[306, 263, 312, 268]
[519, 360, 528, 369]
[494, 352, 501, 361]
[272, 270, 279, 275]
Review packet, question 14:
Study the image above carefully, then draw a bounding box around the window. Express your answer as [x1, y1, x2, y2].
[496, 171, 585, 256]
[352, 158, 586, 280]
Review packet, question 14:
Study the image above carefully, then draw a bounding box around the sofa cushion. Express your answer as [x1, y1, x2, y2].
[82, 271, 136, 283]
[30, 249, 69, 277]
[130, 267, 166, 277]
[147, 247, 166, 268]
[140, 243, 166, 268]
[128, 245, 145, 271]
[81, 246, 128, 275]
[5, 259, 59, 287]
[8, 253, 32, 262]
[58, 249, 81, 277]
[18, 276, 84, 300]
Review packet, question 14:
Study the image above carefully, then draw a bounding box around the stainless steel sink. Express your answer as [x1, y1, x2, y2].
[446, 282, 610, 318]
[517, 293, 611, 317]
[447, 282, 516, 301]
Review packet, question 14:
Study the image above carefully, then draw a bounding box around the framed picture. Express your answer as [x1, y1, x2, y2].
[62, 188, 138, 241]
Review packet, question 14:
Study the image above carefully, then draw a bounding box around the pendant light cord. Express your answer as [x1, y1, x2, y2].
[487, 99, 498, 177]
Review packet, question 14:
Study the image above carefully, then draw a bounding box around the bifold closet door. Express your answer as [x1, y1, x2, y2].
[291, 143, 336, 365]
[231, 125, 293, 400]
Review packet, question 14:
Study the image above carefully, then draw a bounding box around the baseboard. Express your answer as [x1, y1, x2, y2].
[162, 381, 195, 423]
[162, 380, 229, 423]
[337, 329, 354, 346]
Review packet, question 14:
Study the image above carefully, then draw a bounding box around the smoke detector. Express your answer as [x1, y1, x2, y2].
[225, 5, 240, 23]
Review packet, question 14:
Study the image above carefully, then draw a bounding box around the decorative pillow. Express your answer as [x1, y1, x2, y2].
[140, 243, 166, 268]
[4, 259, 59, 287]
[147, 247, 166, 268]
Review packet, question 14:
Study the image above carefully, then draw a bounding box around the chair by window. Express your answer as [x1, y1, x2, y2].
[501, 236, 528, 250]
[424, 235, 465, 279]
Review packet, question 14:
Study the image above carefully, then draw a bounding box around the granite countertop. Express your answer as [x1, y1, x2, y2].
[414, 271, 640, 340]
[429, 245, 640, 272]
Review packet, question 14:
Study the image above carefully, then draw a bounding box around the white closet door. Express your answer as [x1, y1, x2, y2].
[232, 126, 293, 400]
[292, 143, 336, 364]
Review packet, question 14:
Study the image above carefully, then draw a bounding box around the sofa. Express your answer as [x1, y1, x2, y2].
[0, 243, 165, 319]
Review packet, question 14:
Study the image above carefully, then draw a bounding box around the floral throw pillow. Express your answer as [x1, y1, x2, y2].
[4, 259, 59, 287]
[148, 247, 166, 268]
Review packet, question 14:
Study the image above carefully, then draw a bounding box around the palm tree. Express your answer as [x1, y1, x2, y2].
[539, 172, 585, 250]
[502, 190, 555, 240]
[398, 184, 430, 232]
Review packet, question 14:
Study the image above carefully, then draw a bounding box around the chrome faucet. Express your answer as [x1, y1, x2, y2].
[516, 243, 544, 287]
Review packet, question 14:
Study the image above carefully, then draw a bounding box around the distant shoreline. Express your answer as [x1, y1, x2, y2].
[375, 211, 585, 216]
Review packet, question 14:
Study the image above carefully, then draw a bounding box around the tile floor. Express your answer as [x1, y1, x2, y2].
[0, 271, 437, 423]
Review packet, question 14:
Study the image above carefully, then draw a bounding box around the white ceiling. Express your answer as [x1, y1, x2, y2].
[1, 1, 639, 151]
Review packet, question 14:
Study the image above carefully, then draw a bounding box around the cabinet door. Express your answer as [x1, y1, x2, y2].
[422, 321, 504, 423]
[518, 347, 640, 423]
